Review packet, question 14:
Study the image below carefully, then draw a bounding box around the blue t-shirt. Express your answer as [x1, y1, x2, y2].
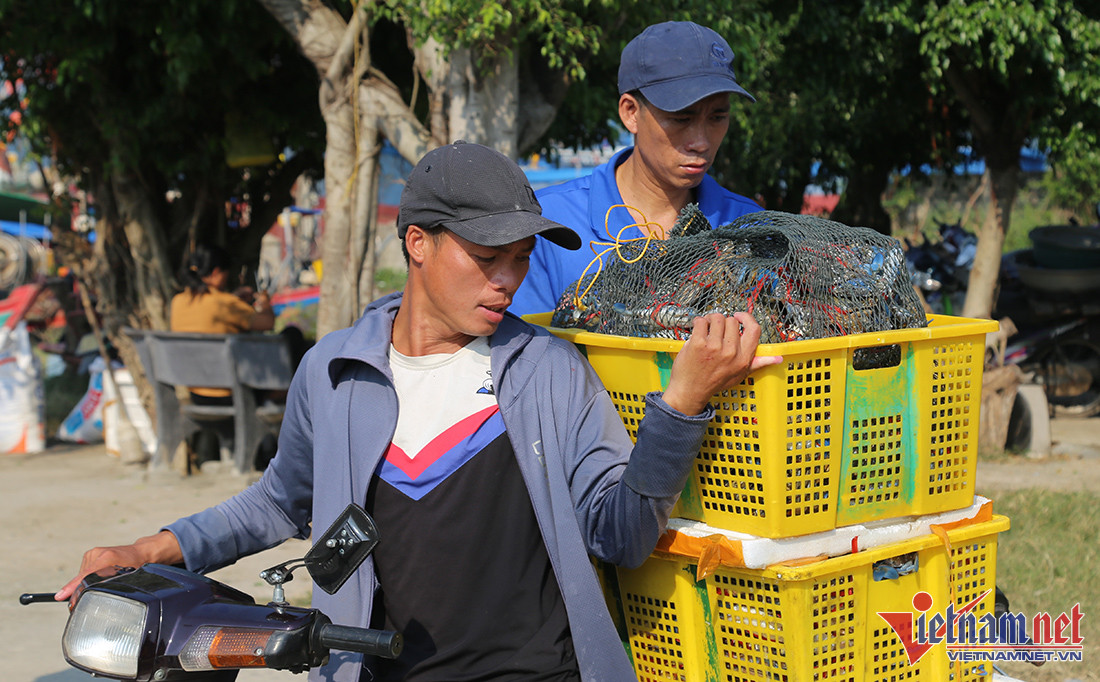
[511, 147, 762, 316]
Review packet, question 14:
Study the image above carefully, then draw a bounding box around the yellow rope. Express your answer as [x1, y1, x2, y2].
[931, 524, 966, 679]
[571, 204, 667, 310]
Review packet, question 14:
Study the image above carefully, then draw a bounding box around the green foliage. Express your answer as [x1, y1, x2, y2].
[866, 0, 1100, 158]
[0, 0, 324, 256]
[540, 0, 781, 155]
[377, 0, 604, 80]
[543, 0, 1100, 234]
[533, 1, 974, 229]
[1042, 126, 1100, 220]
[6, 0, 1100, 324]
[374, 267, 407, 295]
[723, 0, 1100, 231]
[369, 0, 1100, 240]
[917, 0, 1092, 98]
[884, 173, 1074, 253]
[705, 1, 967, 228]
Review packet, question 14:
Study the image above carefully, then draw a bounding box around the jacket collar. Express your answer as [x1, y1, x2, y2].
[325, 292, 539, 395]
[325, 292, 402, 386]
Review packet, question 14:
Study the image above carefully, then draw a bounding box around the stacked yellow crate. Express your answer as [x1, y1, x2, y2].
[533, 313, 1010, 681]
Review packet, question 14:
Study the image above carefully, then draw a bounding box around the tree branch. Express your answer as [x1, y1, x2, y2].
[361, 76, 438, 163]
[324, 0, 372, 100]
[943, 60, 995, 141]
[254, 0, 346, 75]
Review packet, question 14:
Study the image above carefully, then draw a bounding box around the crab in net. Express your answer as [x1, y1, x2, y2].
[551, 207, 928, 342]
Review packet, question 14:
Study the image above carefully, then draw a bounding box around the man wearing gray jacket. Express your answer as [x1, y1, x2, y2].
[59, 142, 781, 681]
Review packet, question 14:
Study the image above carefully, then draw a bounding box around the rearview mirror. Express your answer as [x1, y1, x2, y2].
[260, 504, 381, 599]
[305, 504, 381, 595]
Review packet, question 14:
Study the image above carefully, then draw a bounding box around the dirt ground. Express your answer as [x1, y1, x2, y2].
[2, 418, 1096, 682]
[0, 443, 310, 682]
[979, 417, 1100, 493]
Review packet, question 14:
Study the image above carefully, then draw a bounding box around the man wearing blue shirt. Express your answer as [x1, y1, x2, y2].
[511, 21, 763, 317]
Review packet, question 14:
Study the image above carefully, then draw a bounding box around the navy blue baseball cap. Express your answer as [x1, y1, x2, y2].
[618, 21, 755, 111]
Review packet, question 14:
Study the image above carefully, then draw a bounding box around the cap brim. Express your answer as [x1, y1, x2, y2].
[445, 210, 582, 251]
[640, 76, 755, 112]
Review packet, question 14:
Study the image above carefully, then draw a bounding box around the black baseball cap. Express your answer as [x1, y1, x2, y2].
[397, 141, 581, 251]
[618, 21, 755, 111]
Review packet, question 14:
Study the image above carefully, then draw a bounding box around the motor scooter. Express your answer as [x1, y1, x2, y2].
[20, 505, 1040, 682]
[905, 219, 977, 315]
[20, 504, 401, 681]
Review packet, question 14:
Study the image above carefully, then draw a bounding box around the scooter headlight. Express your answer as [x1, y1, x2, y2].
[62, 591, 148, 678]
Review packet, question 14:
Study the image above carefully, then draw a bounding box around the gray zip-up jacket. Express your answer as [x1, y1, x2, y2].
[167, 293, 713, 681]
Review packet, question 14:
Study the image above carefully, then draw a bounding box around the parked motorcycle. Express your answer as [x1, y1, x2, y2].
[1001, 315, 1100, 418]
[905, 219, 977, 315]
[996, 210, 1100, 419]
[20, 504, 401, 681]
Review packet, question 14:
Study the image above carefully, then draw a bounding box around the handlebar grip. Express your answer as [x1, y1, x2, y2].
[316, 623, 403, 659]
[20, 593, 61, 605]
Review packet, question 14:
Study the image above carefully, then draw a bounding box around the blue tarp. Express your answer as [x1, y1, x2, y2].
[900, 145, 1049, 177]
[379, 142, 414, 207]
[521, 166, 598, 190]
[0, 220, 51, 240]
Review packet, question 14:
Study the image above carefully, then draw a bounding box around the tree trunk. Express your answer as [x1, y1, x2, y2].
[257, 0, 567, 333]
[316, 92, 359, 336]
[256, 0, 356, 336]
[445, 48, 519, 156]
[365, 73, 436, 162]
[962, 163, 1016, 319]
[941, 56, 1025, 322]
[108, 169, 174, 331]
[411, 40, 564, 158]
[67, 173, 167, 430]
[349, 119, 381, 314]
[413, 37, 451, 146]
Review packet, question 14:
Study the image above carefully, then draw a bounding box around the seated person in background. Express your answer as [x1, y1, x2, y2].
[172, 244, 309, 373]
[171, 243, 274, 344]
[170, 243, 277, 465]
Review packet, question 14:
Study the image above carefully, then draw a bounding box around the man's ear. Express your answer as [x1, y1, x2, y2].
[618, 93, 641, 135]
[405, 225, 431, 265]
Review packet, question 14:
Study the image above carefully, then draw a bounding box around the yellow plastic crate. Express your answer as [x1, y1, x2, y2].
[530, 313, 998, 537]
[606, 515, 1008, 682]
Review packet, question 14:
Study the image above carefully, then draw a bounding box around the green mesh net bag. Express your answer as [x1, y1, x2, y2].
[550, 208, 928, 343]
